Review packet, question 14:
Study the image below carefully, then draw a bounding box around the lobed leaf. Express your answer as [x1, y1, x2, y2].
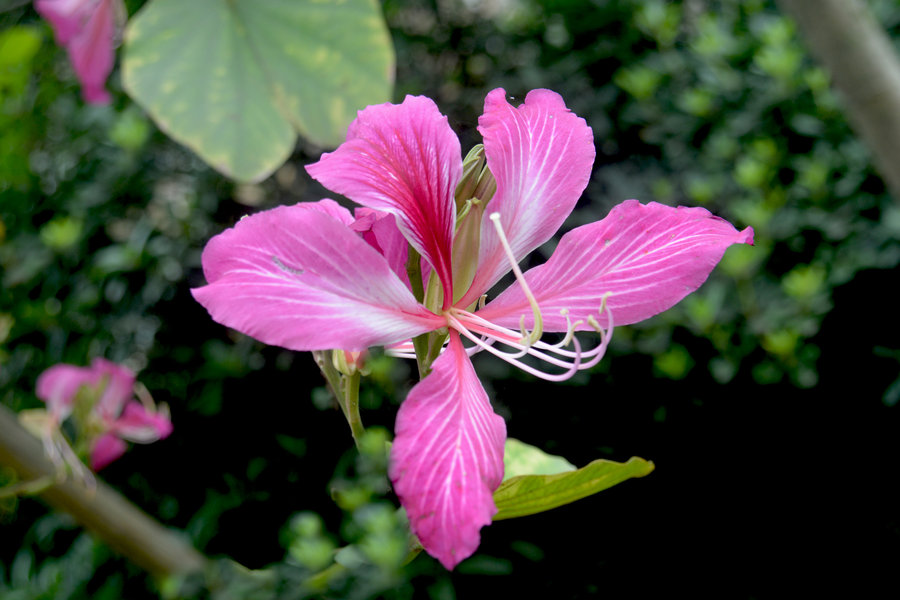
[122, 0, 394, 182]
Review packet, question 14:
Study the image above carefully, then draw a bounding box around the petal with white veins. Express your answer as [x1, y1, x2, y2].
[478, 200, 754, 330]
[390, 332, 507, 570]
[192, 201, 443, 352]
[306, 95, 460, 302]
[458, 88, 595, 307]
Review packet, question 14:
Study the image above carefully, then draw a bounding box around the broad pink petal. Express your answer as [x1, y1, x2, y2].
[35, 363, 99, 422]
[458, 88, 595, 307]
[90, 433, 127, 470]
[389, 332, 506, 570]
[192, 202, 443, 352]
[91, 358, 136, 420]
[111, 402, 173, 442]
[478, 200, 754, 330]
[306, 96, 460, 303]
[308, 198, 354, 226]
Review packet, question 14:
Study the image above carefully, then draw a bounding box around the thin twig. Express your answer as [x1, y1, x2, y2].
[0, 403, 207, 578]
[779, 0, 900, 202]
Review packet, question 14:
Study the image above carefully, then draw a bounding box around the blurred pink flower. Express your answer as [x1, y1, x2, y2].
[34, 0, 124, 104]
[192, 88, 753, 568]
[36, 357, 172, 470]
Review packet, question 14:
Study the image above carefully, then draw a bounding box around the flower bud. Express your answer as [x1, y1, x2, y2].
[333, 349, 369, 376]
[451, 145, 498, 305]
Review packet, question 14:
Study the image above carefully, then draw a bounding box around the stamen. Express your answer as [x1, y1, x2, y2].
[547, 309, 583, 350]
[388, 288, 617, 384]
[452, 310, 594, 372]
[449, 314, 583, 382]
[488, 213, 543, 346]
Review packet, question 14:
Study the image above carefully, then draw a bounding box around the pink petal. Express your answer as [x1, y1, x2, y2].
[35, 362, 99, 422]
[91, 358, 136, 420]
[457, 88, 595, 307]
[389, 332, 507, 570]
[192, 201, 443, 352]
[37, 0, 121, 104]
[351, 208, 411, 290]
[111, 402, 173, 442]
[307, 197, 355, 226]
[306, 96, 460, 304]
[478, 200, 754, 330]
[90, 432, 127, 470]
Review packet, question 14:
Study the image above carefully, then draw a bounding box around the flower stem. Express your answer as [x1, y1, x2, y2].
[313, 352, 366, 448]
[405, 245, 435, 379]
[406, 246, 425, 304]
[0, 474, 54, 499]
[341, 371, 365, 448]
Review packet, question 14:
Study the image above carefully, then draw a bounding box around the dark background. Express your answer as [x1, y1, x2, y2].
[2, 0, 899, 597]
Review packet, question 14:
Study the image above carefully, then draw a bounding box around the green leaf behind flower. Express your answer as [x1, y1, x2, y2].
[494, 439, 654, 521]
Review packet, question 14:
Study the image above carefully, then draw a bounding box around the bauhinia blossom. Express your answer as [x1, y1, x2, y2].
[35, 0, 124, 104]
[192, 88, 753, 569]
[35, 357, 172, 470]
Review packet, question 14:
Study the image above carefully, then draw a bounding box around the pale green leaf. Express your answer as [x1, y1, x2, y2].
[493, 456, 654, 521]
[502, 438, 575, 481]
[122, 0, 394, 182]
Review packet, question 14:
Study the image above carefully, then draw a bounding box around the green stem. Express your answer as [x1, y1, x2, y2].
[305, 561, 346, 592]
[406, 245, 434, 379]
[313, 351, 365, 447]
[341, 371, 365, 448]
[312, 350, 343, 403]
[406, 246, 425, 304]
[304, 536, 424, 592]
[0, 474, 54, 499]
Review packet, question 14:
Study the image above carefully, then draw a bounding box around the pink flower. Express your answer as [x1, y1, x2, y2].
[36, 358, 172, 470]
[34, 0, 124, 104]
[192, 88, 753, 569]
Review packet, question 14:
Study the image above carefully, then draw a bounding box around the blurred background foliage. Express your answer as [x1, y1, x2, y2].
[2, 0, 900, 597]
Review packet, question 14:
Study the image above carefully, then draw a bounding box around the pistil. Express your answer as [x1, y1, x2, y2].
[488, 213, 544, 346]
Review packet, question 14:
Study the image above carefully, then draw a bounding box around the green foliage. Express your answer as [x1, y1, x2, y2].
[0, 515, 137, 600]
[493, 455, 654, 521]
[562, 0, 900, 388]
[502, 437, 575, 480]
[122, 0, 395, 182]
[496, 438, 652, 521]
[4, 0, 900, 597]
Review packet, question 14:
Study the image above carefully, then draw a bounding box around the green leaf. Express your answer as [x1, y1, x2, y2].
[493, 455, 654, 521]
[0, 26, 42, 97]
[502, 438, 575, 481]
[122, 0, 394, 182]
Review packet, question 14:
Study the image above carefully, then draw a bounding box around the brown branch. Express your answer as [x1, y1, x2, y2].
[0, 403, 207, 578]
[778, 0, 900, 201]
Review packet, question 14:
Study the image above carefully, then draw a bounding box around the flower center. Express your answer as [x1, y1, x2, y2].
[388, 214, 615, 382]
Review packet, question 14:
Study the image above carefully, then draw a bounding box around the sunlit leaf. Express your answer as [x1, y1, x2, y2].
[493, 455, 654, 521]
[502, 437, 575, 481]
[122, 0, 394, 182]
